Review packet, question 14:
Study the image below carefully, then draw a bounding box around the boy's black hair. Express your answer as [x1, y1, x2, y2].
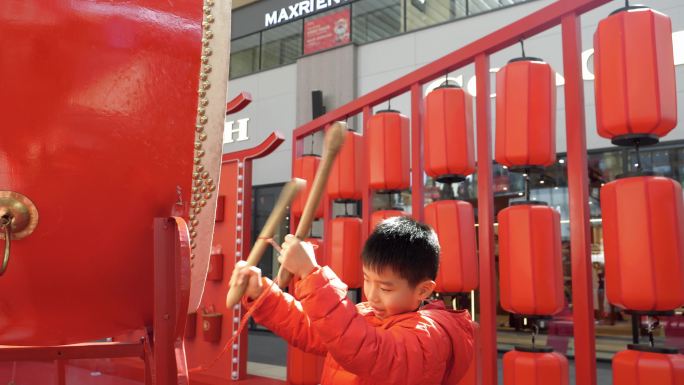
[361, 216, 440, 286]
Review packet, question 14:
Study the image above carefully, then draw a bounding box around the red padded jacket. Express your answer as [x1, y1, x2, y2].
[244, 266, 475, 385]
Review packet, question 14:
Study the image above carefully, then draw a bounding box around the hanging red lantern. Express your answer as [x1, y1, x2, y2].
[370, 209, 407, 231]
[613, 346, 684, 385]
[367, 110, 410, 191]
[495, 58, 556, 170]
[424, 200, 478, 293]
[328, 130, 363, 201]
[503, 347, 569, 385]
[498, 203, 564, 316]
[329, 217, 363, 289]
[601, 176, 684, 312]
[292, 155, 324, 219]
[594, 6, 677, 147]
[424, 85, 475, 183]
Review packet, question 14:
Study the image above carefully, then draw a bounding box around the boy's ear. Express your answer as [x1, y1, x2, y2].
[416, 280, 436, 300]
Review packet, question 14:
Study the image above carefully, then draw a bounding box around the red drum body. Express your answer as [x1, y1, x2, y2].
[0, 1, 225, 345]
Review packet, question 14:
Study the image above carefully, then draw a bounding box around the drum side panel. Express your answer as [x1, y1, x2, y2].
[0, 1, 202, 345]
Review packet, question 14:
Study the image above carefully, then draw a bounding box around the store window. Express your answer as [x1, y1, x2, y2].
[261, 20, 303, 71]
[230, 33, 260, 79]
[406, 0, 466, 32]
[468, 0, 526, 16]
[352, 0, 404, 44]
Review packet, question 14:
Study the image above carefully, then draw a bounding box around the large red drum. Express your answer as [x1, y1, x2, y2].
[0, 1, 228, 345]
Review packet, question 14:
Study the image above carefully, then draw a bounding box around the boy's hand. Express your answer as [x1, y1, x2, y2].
[279, 234, 319, 279]
[229, 260, 265, 300]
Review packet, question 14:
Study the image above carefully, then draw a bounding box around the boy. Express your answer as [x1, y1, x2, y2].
[230, 216, 475, 385]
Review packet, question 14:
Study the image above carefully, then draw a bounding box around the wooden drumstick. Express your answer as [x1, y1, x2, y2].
[225, 178, 306, 308]
[276, 121, 347, 288]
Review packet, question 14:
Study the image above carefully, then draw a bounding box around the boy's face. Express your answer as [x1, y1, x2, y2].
[362, 266, 435, 320]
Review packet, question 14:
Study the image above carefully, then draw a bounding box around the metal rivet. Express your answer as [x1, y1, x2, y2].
[189, 213, 196, 220]
[194, 194, 201, 201]
[207, 178, 214, 185]
[200, 200, 207, 207]
[196, 150, 205, 158]
[200, 72, 208, 81]
[208, 184, 216, 192]
[205, 30, 213, 39]
[201, 172, 209, 179]
[193, 158, 201, 165]
[199, 133, 208, 141]
[200, 98, 208, 106]
[203, 47, 212, 56]
[198, 89, 206, 97]
[192, 219, 199, 226]
[202, 21, 210, 29]
[192, 187, 199, 193]
[193, 172, 200, 179]
[199, 116, 208, 124]
[196, 165, 205, 172]
[194, 142, 202, 150]
[196, 125, 205, 133]
[206, 15, 214, 23]
[203, 6, 211, 14]
[206, 0, 215, 6]
[202, 38, 210, 47]
[194, 179, 202, 186]
[198, 107, 206, 116]
[203, 65, 212, 73]
[191, 231, 197, 238]
[190, 201, 198, 208]
[191, 254, 196, 260]
[191, 242, 196, 249]
[201, 56, 209, 64]
[204, 192, 212, 199]
[201, 81, 210, 90]
[194, 207, 201, 214]
[200, 186, 208, 193]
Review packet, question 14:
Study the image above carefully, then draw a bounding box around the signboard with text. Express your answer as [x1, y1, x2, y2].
[303, 7, 350, 55]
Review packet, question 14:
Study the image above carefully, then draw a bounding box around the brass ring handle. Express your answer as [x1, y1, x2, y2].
[0, 215, 11, 276]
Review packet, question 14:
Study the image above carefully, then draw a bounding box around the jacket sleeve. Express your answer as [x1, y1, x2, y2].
[242, 278, 327, 356]
[295, 267, 453, 384]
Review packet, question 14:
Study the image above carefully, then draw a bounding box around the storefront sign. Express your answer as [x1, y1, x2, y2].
[224, 118, 250, 144]
[303, 7, 350, 55]
[425, 30, 684, 97]
[265, 0, 350, 27]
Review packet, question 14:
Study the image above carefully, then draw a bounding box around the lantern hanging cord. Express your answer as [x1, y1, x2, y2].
[387, 98, 392, 110]
[520, 39, 526, 57]
[524, 169, 531, 201]
[531, 323, 539, 349]
[635, 140, 643, 172]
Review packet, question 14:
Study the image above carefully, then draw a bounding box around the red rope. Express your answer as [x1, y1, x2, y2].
[188, 237, 284, 373]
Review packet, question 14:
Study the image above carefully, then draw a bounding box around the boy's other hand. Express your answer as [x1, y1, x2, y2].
[279, 234, 319, 279]
[229, 260, 265, 300]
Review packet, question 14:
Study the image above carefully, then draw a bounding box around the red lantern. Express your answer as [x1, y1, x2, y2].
[594, 7, 677, 146]
[613, 346, 684, 385]
[287, 346, 325, 385]
[601, 176, 684, 312]
[495, 58, 556, 170]
[292, 155, 324, 219]
[329, 217, 363, 289]
[367, 110, 410, 191]
[201, 311, 222, 343]
[424, 85, 475, 182]
[498, 203, 564, 316]
[328, 130, 363, 201]
[424, 200, 478, 293]
[370, 210, 407, 231]
[503, 348, 569, 385]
